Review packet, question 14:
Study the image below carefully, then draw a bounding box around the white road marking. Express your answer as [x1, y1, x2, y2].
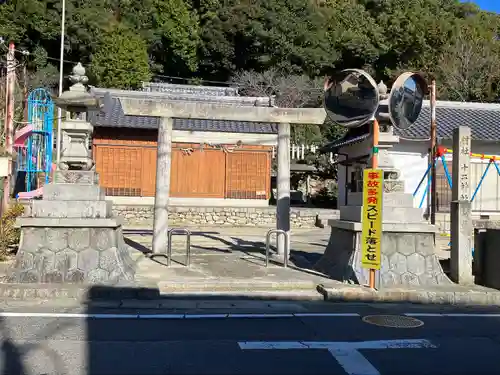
[238, 339, 437, 375]
[0, 312, 138, 319]
[404, 313, 443, 317]
[443, 314, 500, 317]
[0, 312, 360, 319]
[2, 311, 499, 320]
[227, 313, 295, 318]
[294, 313, 360, 317]
[138, 314, 185, 319]
[329, 348, 380, 375]
[405, 313, 500, 318]
[185, 314, 228, 319]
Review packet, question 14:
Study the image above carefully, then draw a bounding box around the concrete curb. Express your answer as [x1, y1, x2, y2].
[317, 284, 500, 306]
[0, 283, 160, 301]
[157, 280, 319, 292]
[0, 283, 324, 302]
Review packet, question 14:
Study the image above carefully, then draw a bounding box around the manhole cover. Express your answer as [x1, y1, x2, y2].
[362, 315, 424, 328]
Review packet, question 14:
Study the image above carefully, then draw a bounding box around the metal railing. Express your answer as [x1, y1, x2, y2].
[167, 228, 192, 267]
[265, 229, 290, 268]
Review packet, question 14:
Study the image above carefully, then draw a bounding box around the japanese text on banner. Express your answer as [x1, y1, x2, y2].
[361, 169, 383, 270]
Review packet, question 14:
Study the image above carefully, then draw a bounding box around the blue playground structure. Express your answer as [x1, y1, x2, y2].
[14, 88, 54, 195]
[413, 146, 500, 254]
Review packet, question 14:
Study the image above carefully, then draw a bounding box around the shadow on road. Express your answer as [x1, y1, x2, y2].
[0, 317, 25, 375]
[0, 308, 75, 374]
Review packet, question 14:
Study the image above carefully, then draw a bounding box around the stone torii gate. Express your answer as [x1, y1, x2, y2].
[118, 98, 326, 257]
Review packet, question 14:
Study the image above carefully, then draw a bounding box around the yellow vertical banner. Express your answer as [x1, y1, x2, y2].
[361, 168, 383, 270]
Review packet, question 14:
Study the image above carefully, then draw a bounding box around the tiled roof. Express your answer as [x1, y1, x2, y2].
[319, 133, 370, 153]
[141, 82, 239, 97]
[87, 88, 278, 134]
[395, 101, 500, 142]
[90, 87, 273, 106]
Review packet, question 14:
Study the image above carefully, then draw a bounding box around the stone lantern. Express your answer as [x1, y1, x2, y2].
[8, 63, 136, 284]
[53, 63, 97, 171]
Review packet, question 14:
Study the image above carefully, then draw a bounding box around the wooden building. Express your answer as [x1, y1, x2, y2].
[87, 84, 278, 205]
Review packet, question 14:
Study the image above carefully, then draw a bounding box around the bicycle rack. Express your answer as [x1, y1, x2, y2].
[167, 228, 192, 267]
[265, 229, 290, 268]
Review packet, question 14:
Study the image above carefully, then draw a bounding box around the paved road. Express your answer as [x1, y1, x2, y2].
[0, 302, 500, 375]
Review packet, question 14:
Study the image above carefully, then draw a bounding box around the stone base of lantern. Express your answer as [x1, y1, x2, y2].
[314, 220, 452, 288]
[8, 219, 136, 284]
[8, 171, 136, 285]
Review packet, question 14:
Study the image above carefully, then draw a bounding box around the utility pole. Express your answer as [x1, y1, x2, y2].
[3, 42, 15, 212]
[56, 0, 66, 168]
[22, 63, 27, 121]
[429, 80, 437, 225]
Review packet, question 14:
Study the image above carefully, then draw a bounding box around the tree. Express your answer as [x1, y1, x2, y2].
[2, 0, 500, 103]
[435, 15, 500, 102]
[89, 24, 151, 89]
[196, 0, 336, 81]
[231, 68, 345, 185]
[117, 0, 201, 75]
[149, 0, 200, 75]
[231, 69, 327, 143]
[27, 45, 59, 90]
[360, 0, 463, 80]
[322, 0, 385, 74]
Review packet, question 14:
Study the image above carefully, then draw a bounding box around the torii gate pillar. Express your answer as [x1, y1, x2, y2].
[119, 98, 326, 257]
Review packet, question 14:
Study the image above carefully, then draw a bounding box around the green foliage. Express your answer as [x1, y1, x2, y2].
[89, 24, 152, 89]
[150, 0, 200, 74]
[197, 0, 336, 79]
[435, 13, 500, 101]
[0, 202, 24, 261]
[2, 0, 500, 104]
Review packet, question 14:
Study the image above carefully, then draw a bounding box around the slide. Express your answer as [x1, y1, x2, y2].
[15, 163, 56, 200]
[14, 125, 33, 148]
[17, 186, 44, 200]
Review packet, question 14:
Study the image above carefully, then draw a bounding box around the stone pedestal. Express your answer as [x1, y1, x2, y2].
[315, 127, 452, 288]
[9, 171, 135, 284]
[315, 220, 451, 287]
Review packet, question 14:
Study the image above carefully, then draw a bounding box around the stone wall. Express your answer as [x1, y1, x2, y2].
[112, 205, 334, 228]
[436, 213, 500, 234]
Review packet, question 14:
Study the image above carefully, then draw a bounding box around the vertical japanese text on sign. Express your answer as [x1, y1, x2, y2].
[459, 135, 470, 201]
[361, 169, 383, 270]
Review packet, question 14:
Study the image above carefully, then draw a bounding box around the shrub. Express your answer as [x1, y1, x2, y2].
[0, 203, 24, 260]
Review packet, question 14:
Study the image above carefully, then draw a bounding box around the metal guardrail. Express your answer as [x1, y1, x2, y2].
[167, 228, 192, 267]
[265, 229, 290, 268]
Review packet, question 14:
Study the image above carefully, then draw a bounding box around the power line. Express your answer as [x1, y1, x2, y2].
[1, 44, 323, 91]
[44, 56, 240, 86]
[43, 56, 324, 91]
[0, 39, 30, 57]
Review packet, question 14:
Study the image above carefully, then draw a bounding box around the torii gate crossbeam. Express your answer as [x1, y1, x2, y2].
[119, 98, 326, 258]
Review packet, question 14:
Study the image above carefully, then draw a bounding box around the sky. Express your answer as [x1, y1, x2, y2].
[467, 0, 500, 13]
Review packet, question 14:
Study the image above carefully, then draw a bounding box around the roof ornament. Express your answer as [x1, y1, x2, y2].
[378, 81, 388, 96]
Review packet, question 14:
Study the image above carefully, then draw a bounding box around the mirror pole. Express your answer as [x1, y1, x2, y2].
[430, 80, 437, 225]
[369, 118, 380, 289]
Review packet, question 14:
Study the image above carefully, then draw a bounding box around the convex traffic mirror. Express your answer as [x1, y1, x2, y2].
[388, 72, 427, 130]
[323, 69, 379, 128]
[324, 69, 427, 130]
